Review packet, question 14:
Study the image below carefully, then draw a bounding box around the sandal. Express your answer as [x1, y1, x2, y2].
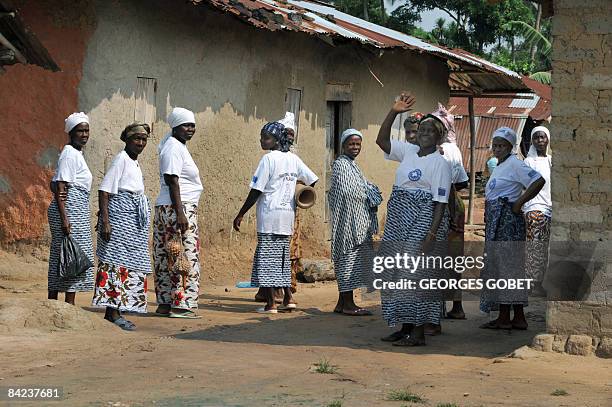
[168, 311, 201, 319]
[381, 331, 405, 342]
[342, 308, 372, 316]
[111, 317, 136, 331]
[479, 320, 511, 330]
[278, 303, 297, 311]
[392, 336, 426, 346]
[256, 307, 278, 314]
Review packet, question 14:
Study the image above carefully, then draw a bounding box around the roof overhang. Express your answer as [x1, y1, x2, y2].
[192, 0, 530, 95]
[0, 0, 59, 72]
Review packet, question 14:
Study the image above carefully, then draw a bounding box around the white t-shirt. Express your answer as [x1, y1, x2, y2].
[156, 136, 203, 206]
[99, 150, 145, 195]
[441, 142, 469, 184]
[250, 151, 318, 235]
[485, 155, 542, 202]
[523, 156, 552, 216]
[52, 144, 92, 191]
[385, 140, 452, 203]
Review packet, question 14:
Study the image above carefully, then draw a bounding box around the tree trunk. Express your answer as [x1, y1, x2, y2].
[379, 0, 386, 25]
[530, 2, 542, 65]
[363, 0, 369, 21]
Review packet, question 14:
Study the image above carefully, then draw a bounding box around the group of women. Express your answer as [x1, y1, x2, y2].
[47, 93, 552, 340]
[327, 92, 552, 346]
[48, 108, 203, 330]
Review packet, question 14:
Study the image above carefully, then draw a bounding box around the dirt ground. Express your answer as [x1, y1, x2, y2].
[1, 247, 611, 407]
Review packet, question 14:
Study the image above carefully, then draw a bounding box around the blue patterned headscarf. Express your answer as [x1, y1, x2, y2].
[261, 121, 291, 152]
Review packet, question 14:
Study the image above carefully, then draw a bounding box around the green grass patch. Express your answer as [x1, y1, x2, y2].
[326, 401, 342, 407]
[386, 389, 425, 403]
[551, 389, 568, 396]
[312, 358, 338, 374]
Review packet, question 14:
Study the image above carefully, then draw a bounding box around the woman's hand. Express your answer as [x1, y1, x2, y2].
[422, 232, 436, 254]
[511, 201, 523, 215]
[391, 92, 416, 114]
[177, 212, 189, 234]
[101, 221, 112, 242]
[61, 219, 71, 236]
[233, 215, 243, 232]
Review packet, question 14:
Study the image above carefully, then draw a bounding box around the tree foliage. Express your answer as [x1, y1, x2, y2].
[328, 0, 552, 77]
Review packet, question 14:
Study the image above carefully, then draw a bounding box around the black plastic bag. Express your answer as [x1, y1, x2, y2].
[58, 235, 93, 279]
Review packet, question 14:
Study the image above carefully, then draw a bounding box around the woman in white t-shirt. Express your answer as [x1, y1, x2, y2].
[523, 126, 552, 296]
[47, 112, 95, 304]
[376, 93, 452, 346]
[233, 121, 318, 314]
[92, 123, 151, 331]
[479, 127, 545, 330]
[153, 107, 204, 319]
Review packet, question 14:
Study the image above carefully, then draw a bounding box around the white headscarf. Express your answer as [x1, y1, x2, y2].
[492, 127, 518, 155]
[527, 126, 551, 162]
[278, 112, 296, 132]
[340, 128, 362, 147]
[158, 107, 196, 152]
[64, 112, 89, 133]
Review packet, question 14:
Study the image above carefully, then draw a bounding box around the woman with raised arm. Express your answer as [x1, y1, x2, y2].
[376, 93, 452, 346]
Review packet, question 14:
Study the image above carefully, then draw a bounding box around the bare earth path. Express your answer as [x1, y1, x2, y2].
[0, 252, 611, 407]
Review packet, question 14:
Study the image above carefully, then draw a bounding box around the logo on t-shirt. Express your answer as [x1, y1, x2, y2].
[252, 176, 258, 183]
[438, 187, 446, 197]
[528, 169, 537, 178]
[408, 169, 422, 181]
[489, 178, 497, 190]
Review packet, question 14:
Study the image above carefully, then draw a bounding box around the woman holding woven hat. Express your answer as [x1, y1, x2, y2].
[234, 121, 318, 314]
[153, 107, 203, 319]
[329, 128, 380, 316]
[48, 112, 95, 304]
[376, 93, 452, 346]
[479, 127, 545, 330]
[523, 126, 552, 297]
[92, 123, 151, 330]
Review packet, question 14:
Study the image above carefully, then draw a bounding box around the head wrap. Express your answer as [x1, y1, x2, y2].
[261, 121, 291, 152]
[340, 128, 363, 147]
[278, 112, 296, 132]
[492, 127, 517, 150]
[430, 102, 456, 143]
[65, 112, 89, 133]
[527, 126, 551, 160]
[404, 112, 423, 128]
[159, 107, 196, 152]
[121, 123, 150, 142]
[419, 114, 447, 141]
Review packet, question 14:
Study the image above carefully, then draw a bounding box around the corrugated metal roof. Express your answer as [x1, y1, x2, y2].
[509, 93, 540, 109]
[447, 76, 551, 121]
[193, 0, 529, 94]
[456, 116, 526, 173]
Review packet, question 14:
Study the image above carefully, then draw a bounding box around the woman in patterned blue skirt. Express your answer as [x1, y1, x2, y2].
[479, 127, 545, 330]
[329, 128, 380, 315]
[376, 93, 452, 346]
[48, 112, 95, 305]
[234, 121, 318, 314]
[92, 123, 151, 330]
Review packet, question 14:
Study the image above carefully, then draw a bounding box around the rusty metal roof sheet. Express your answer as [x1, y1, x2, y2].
[193, 0, 529, 94]
[456, 116, 526, 173]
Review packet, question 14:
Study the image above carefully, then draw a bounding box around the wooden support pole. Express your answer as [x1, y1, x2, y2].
[467, 95, 477, 225]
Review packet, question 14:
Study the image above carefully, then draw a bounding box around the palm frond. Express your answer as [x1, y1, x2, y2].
[503, 20, 551, 58]
[529, 71, 551, 85]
